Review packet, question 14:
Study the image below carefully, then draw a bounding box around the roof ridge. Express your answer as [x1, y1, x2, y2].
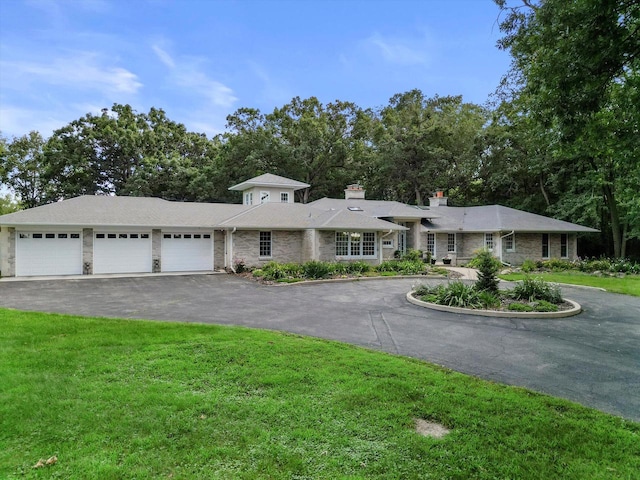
[216, 204, 261, 226]
[317, 208, 344, 228]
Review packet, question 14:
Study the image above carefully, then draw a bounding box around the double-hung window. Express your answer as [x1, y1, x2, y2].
[335, 231, 376, 258]
[560, 234, 568, 258]
[504, 233, 514, 252]
[426, 233, 435, 257]
[485, 233, 494, 251]
[542, 233, 550, 258]
[447, 233, 456, 253]
[259, 231, 272, 257]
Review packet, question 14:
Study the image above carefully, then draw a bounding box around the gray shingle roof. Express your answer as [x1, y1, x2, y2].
[0, 195, 406, 232]
[423, 205, 598, 233]
[228, 173, 310, 191]
[217, 203, 406, 231]
[308, 198, 440, 219]
[0, 196, 247, 228]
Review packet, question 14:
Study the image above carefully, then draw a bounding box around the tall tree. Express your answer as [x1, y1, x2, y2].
[0, 131, 49, 208]
[371, 90, 487, 205]
[495, 0, 640, 257]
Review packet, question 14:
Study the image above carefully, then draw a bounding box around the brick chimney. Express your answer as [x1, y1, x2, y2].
[345, 184, 365, 200]
[429, 190, 448, 206]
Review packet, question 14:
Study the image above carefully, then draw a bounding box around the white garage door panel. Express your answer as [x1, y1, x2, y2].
[94, 234, 152, 274]
[162, 234, 213, 272]
[16, 233, 82, 276]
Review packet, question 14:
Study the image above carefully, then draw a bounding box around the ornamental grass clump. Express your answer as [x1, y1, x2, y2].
[510, 276, 562, 303]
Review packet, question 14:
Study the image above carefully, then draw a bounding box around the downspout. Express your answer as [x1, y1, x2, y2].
[227, 227, 237, 272]
[380, 229, 394, 263]
[498, 230, 514, 266]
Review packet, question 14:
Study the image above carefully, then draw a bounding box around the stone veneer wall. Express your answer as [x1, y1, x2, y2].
[301, 229, 316, 263]
[214, 231, 225, 269]
[0, 227, 16, 277]
[152, 229, 162, 272]
[234, 230, 303, 266]
[82, 228, 93, 274]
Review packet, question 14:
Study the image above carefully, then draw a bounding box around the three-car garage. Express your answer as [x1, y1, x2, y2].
[12, 229, 214, 277]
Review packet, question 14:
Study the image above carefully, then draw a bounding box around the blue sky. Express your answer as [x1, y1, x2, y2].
[0, 0, 511, 139]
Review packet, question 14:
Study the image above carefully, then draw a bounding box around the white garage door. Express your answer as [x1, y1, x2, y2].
[161, 233, 213, 272]
[16, 232, 82, 276]
[93, 232, 152, 274]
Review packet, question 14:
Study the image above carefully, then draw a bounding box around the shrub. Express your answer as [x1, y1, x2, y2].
[508, 303, 533, 312]
[532, 300, 559, 312]
[377, 260, 424, 274]
[510, 276, 562, 303]
[477, 291, 501, 309]
[344, 261, 371, 275]
[234, 257, 247, 273]
[521, 259, 536, 273]
[541, 258, 574, 271]
[403, 249, 423, 262]
[301, 261, 333, 279]
[260, 261, 302, 281]
[438, 281, 482, 308]
[474, 250, 502, 294]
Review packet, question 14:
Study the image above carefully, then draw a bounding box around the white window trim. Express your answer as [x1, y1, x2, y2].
[335, 231, 377, 259]
[280, 192, 290, 203]
[259, 231, 272, 258]
[382, 239, 394, 249]
[260, 191, 270, 204]
[485, 233, 494, 252]
[560, 233, 568, 258]
[426, 233, 435, 257]
[447, 233, 456, 253]
[244, 192, 253, 205]
[542, 233, 550, 259]
[504, 233, 515, 252]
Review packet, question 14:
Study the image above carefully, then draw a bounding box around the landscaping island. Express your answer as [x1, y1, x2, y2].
[408, 250, 582, 318]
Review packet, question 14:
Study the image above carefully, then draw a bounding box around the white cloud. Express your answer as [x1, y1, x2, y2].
[152, 44, 176, 69]
[1, 52, 142, 95]
[363, 32, 430, 66]
[151, 44, 237, 109]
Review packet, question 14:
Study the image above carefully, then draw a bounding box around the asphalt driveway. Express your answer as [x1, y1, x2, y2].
[1, 274, 638, 421]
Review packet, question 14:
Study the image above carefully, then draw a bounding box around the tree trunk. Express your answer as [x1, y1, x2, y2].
[539, 173, 550, 206]
[603, 183, 622, 258]
[415, 187, 422, 206]
[621, 222, 627, 258]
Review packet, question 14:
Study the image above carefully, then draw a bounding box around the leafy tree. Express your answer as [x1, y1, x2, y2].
[44, 104, 222, 202]
[0, 131, 50, 208]
[371, 90, 487, 205]
[0, 194, 21, 215]
[495, 0, 640, 257]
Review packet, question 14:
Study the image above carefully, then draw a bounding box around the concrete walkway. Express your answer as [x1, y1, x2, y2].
[1, 274, 638, 421]
[442, 266, 479, 280]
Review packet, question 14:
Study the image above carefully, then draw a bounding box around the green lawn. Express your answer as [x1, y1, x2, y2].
[499, 272, 640, 297]
[1, 309, 638, 479]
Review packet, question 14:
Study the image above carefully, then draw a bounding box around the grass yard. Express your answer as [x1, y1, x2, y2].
[499, 272, 640, 297]
[1, 309, 638, 479]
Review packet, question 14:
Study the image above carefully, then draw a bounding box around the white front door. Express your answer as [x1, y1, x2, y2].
[161, 233, 213, 272]
[93, 232, 152, 274]
[16, 232, 82, 276]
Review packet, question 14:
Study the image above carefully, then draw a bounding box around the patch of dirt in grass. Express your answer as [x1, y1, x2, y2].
[414, 418, 450, 438]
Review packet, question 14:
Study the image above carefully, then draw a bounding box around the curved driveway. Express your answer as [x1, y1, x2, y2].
[1, 274, 638, 422]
